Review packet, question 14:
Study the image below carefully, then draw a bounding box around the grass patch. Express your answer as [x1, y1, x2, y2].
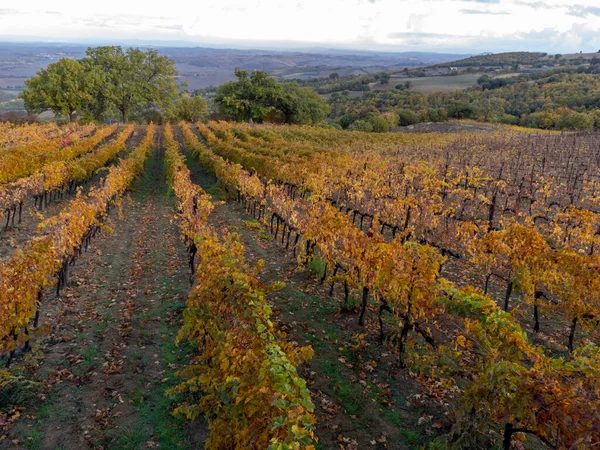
[0, 371, 41, 409]
[205, 185, 226, 200]
[81, 346, 99, 362]
[19, 429, 43, 450]
[93, 318, 109, 335]
[308, 257, 326, 279]
[383, 408, 404, 427]
[100, 426, 146, 450]
[322, 360, 364, 417]
[402, 429, 422, 448]
[340, 295, 360, 313]
[242, 219, 261, 230]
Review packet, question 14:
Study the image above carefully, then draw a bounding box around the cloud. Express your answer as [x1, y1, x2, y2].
[567, 5, 600, 17]
[157, 24, 184, 31]
[81, 18, 117, 28]
[460, 8, 509, 14]
[386, 23, 600, 53]
[0, 8, 20, 15]
[388, 32, 470, 40]
[2, 0, 600, 54]
[513, 1, 551, 8]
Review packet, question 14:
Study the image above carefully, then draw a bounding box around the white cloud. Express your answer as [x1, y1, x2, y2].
[0, 0, 600, 53]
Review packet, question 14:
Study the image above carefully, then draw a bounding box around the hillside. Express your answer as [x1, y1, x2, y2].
[1, 122, 599, 449]
[0, 43, 468, 93]
[435, 51, 549, 68]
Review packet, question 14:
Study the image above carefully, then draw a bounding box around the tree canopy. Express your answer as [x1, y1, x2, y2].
[327, 70, 600, 131]
[214, 68, 329, 124]
[20, 46, 178, 122]
[171, 92, 209, 122]
[21, 58, 93, 122]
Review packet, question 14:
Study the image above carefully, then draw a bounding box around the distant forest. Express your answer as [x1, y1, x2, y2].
[318, 65, 600, 132]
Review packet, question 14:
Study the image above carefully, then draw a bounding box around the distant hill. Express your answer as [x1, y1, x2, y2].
[0, 42, 471, 91]
[435, 52, 548, 68]
[435, 51, 600, 69]
[0, 91, 16, 102]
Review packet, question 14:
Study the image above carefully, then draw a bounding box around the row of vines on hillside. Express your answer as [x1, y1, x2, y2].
[0, 122, 89, 149]
[0, 123, 110, 184]
[179, 122, 600, 449]
[200, 121, 600, 355]
[0, 125, 135, 230]
[164, 124, 316, 450]
[0, 125, 155, 364]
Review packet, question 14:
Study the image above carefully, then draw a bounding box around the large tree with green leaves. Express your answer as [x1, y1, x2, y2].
[83, 46, 178, 122]
[276, 82, 330, 124]
[20, 58, 93, 122]
[215, 68, 329, 124]
[20, 46, 178, 123]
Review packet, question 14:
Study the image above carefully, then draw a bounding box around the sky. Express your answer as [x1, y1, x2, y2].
[1, 0, 600, 54]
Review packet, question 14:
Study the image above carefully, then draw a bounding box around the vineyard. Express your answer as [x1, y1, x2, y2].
[0, 121, 599, 450]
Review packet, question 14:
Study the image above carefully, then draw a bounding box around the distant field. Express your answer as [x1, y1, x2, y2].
[0, 78, 26, 90]
[321, 90, 365, 99]
[371, 73, 481, 93]
[492, 72, 522, 79]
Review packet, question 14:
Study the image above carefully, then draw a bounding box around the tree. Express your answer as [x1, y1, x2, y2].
[277, 82, 330, 124]
[348, 119, 373, 132]
[20, 46, 178, 123]
[475, 97, 506, 122]
[82, 46, 177, 122]
[173, 93, 208, 122]
[80, 46, 120, 121]
[215, 68, 329, 124]
[214, 69, 276, 122]
[555, 111, 594, 130]
[369, 114, 390, 132]
[447, 101, 476, 119]
[20, 59, 92, 122]
[397, 108, 419, 126]
[329, 72, 340, 79]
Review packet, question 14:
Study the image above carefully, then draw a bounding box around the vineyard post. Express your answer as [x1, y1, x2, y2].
[319, 263, 328, 284]
[274, 216, 280, 238]
[483, 273, 492, 295]
[504, 280, 513, 311]
[379, 299, 391, 344]
[328, 265, 339, 296]
[568, 317, 578, 355]
[359, 286, 369, 326]
[344, 278, 349, 302]
[533, 290, 544, 333]
[502, 423, 513, 450]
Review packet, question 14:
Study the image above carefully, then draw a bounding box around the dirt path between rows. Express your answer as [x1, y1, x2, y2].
[2, 137, 207, 449]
